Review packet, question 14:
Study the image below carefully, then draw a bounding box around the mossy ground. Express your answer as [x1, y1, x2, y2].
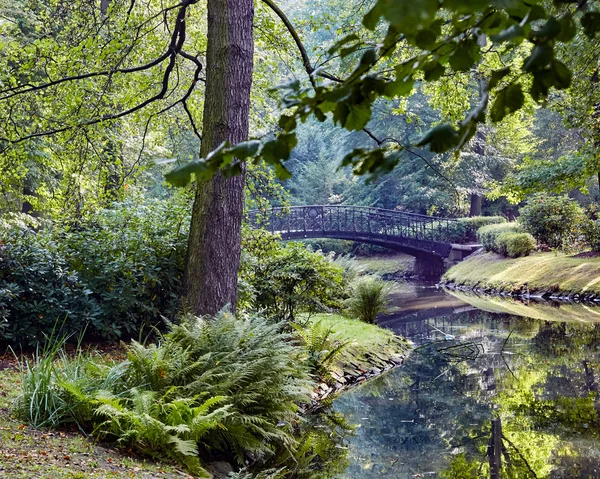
[443, 250, 600, 295]
[0, 356, 195, 479]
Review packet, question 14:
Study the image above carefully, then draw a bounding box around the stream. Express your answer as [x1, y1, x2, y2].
[334, 281, 600, 478]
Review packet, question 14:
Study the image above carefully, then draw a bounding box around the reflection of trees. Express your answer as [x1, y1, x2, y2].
[336, 312, 600, 478]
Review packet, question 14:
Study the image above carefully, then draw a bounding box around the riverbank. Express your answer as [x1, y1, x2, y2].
[442, 250, 600, 300]
[0, 316, 408, 478]
[305, 314, 409, 405]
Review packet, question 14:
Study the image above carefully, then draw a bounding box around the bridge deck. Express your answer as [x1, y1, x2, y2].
[248, 205, 461, 257]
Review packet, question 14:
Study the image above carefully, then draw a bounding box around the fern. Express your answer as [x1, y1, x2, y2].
[292, 321, 349, 380]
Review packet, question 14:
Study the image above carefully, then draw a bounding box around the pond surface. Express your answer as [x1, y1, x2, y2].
[334, 282, 600, 478]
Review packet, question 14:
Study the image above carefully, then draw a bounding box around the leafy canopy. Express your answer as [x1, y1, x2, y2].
[166, 0, 600, 186]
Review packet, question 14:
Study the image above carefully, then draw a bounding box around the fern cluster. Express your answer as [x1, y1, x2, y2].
[15, 312, 314, 476]
[346, 276, 389, 323]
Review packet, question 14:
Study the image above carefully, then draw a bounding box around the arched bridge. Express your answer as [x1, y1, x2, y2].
[248, 205, 478, 275]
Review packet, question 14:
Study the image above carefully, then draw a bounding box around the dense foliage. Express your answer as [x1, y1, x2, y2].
[345, 277, 389, 324]
[519, 193, 585, 249]
[494, 232, 537, 258]
[441, 216, 507, 243]
[16, 312, 313, 476]
[0, 198, 188, 345]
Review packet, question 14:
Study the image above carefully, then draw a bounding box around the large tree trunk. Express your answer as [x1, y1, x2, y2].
[184, 0, 254, 315]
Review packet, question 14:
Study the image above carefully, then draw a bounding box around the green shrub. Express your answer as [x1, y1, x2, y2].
[0, 196, 189, 345]
[0, 216, 103, 345]
[477, 223, 522, 253]
[583, 219, 600, 251]
[16, 312, 313, 474]
[436, 216, 506, 243]
[519, 193, 585, 249]
[495, 232, 536, 258]
[345, 277, 388, 324]
[241, 229, 345, 320]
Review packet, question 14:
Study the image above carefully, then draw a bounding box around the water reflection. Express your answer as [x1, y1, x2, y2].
[335, 284, 600, 478]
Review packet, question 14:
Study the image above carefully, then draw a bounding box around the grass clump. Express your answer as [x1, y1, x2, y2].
[14, 312, 314, 476]
[345, 277, 389, 324]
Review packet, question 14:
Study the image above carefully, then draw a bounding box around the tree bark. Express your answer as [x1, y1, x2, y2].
[184, 0, 254, 315]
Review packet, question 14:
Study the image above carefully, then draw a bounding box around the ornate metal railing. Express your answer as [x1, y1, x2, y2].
[248, 205, 459, 250]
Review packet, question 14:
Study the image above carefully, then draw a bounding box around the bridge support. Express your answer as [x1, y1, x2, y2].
[414, 253, 446, 279]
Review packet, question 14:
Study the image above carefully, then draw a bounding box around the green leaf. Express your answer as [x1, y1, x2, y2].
[582, 12, 600, 38]
[488, 67, 511, 90]
[490, 83, 524, 122]
[444, 0, 490, 14]
[448, 39, 480, 72]
[380, 0, 439, 34]
[522, 44, 553, 72]
[227, 140, 261, 159]
[278, 115, 296, 133]
[550, 60, 572, 90]
[533, 17, 560, 40]
[422, 61, 445, 81]
[415, 29, 437, 49]
[327, 34, 360, 55]
[384, 77, 415, 97]
[274, 163, 292, 180]
[363, 3, 384, 30]
[416, 124, 460, 153]
[261, 133, 297, 163]
[165, 161, 207, 187]
[556, 15, 576, 43]
[335, 101, 372, 131]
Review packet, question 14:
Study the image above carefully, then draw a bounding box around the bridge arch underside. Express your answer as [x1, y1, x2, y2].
[279, 231, 451, 258]
[279, 231, 450, 278]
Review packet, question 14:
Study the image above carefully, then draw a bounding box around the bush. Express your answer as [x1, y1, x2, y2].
[495, 232, 536, 258]
[241, 228, 345, 320]
[583, 219, 600, 251]
[0, 197, 189, 345]
[0, 216, 103, 345]
[437, 216, 507, 243]
[477, 223, 522, 253]
[519, 193, 585, 249]
[345, 277, 388, 324]
[16, 312, 313, 475]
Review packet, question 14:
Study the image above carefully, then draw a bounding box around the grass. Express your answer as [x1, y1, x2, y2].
[443, 250, 600, 295]
[0, 360, 195, 479]
[306, 313, 409, 371]
[353, 254, 414, 276]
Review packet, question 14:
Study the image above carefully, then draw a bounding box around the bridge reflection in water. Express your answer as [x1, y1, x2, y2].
[248, 205, 478, 277]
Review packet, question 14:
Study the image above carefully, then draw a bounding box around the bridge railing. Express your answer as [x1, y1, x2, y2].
[248, 205, 459, 243]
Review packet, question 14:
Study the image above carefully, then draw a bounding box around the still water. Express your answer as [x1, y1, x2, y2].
[335, 282, 600, 478]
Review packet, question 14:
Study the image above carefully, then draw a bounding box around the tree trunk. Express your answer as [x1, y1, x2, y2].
[184, 0, 254, 315]
[469, 194, 482, 217]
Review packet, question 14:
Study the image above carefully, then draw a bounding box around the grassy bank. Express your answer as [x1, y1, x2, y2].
[307, 313, 408, 368]
[443, 251, 600, 295]
[354, 254, 414, 276]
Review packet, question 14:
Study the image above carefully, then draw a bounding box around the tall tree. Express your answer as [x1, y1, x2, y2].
[184, 0, 254, 314]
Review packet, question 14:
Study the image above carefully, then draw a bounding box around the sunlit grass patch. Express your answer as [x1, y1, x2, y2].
[305, 313, 408, 371]
[443, 251, 600, 295]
